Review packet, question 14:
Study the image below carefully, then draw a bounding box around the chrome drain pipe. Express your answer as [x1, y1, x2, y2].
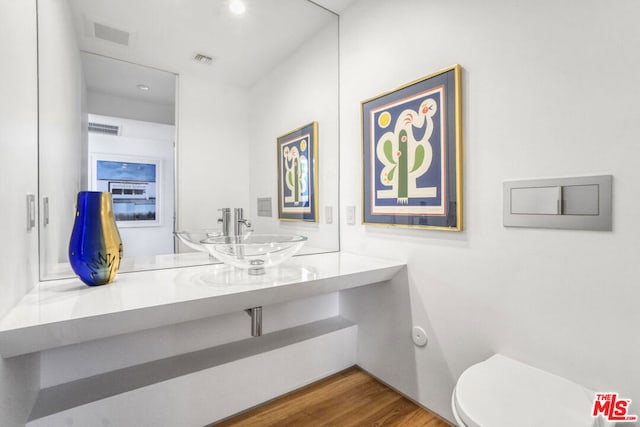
[245, 307, 263, 337]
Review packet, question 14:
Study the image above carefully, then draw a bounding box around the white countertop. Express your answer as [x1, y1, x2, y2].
[0, 252, 405, 357]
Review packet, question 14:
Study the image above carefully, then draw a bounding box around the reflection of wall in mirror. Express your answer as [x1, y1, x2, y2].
[176, 78, 252, 239]
[37, 0, 341, 274]
[38, 0, 88, 272]
[88, 90, 175, 126]
[89, 114, 175, 258]
[248, 22, 339, 253]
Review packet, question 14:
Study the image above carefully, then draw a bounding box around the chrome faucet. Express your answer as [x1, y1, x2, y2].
[217, 208, 231, 238]
[234, 207, 252, 240]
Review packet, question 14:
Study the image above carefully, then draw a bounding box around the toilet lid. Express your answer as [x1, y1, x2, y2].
[454, 355, 599, 427]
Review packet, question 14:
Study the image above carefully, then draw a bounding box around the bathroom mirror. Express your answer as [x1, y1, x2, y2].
[38, 0, 340, 280]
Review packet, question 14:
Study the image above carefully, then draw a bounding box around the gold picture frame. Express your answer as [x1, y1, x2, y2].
[361, 65, 462, 230]
[277, 122, 319, 222]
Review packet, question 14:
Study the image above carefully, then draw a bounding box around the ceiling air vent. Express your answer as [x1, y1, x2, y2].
[93, 22, 131, 46]
[193, 53, 215, 65]
[88, 122, 120, 136]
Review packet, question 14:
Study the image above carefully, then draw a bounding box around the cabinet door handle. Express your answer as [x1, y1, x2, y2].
[43, 197, 50, 226]
[26, 194, 36, 231]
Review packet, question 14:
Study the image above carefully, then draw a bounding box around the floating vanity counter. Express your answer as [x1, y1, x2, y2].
[0, 252, 405, 357]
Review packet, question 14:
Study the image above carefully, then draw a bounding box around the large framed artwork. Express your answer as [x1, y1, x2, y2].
[361, 65, 462, 230]
[91, 154, 161, 227]
[277, 122, 319, 222]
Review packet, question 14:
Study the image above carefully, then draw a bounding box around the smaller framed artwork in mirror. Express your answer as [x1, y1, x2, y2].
[91, 155, 161, 227]
[277, 122, 319, 222]
[361, 64, 462, 231]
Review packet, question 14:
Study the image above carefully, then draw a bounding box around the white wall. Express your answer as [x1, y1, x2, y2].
[339, 0, 640, 422]
[247, 22, 340, 253]
[37, 0, 87, 270]
[0, 0, 41, 425]
[177, 76, 251, 233]
[88, 114, 176, 258]
[87, 91, 175, 126]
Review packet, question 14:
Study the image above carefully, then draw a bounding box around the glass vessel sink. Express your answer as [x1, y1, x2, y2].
[174, 229, 222, 253]
[201, 234, 307, 275]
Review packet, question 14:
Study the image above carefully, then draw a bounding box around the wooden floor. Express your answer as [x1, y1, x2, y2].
[213, 366, 452, 427]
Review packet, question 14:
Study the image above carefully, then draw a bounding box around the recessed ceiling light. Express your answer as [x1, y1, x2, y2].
[137, 84, 150, 91]
[229, 0, 246, 15]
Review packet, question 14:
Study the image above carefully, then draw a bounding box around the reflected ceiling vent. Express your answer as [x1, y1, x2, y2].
[193, 53, 215, 65]
[88, 122, 120, 136]
[93, 22, 131, 46]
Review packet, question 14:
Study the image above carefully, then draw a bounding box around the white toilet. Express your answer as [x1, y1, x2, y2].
[451, 354, 615, 427]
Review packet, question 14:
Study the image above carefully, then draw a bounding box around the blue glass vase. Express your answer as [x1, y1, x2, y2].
[69, 191, 123, 286]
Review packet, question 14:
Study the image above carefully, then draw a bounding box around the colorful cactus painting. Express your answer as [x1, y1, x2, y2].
[375, 98, 437, 204]
[277, 122, 318, 222]
[282, 145, 309, 206]
[361, 65, 462, 230]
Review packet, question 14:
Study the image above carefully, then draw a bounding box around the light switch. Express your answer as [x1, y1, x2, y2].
[346, 206, 356, 225]
[511, 186, 560, 215]
[325, 206, 333, 224]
